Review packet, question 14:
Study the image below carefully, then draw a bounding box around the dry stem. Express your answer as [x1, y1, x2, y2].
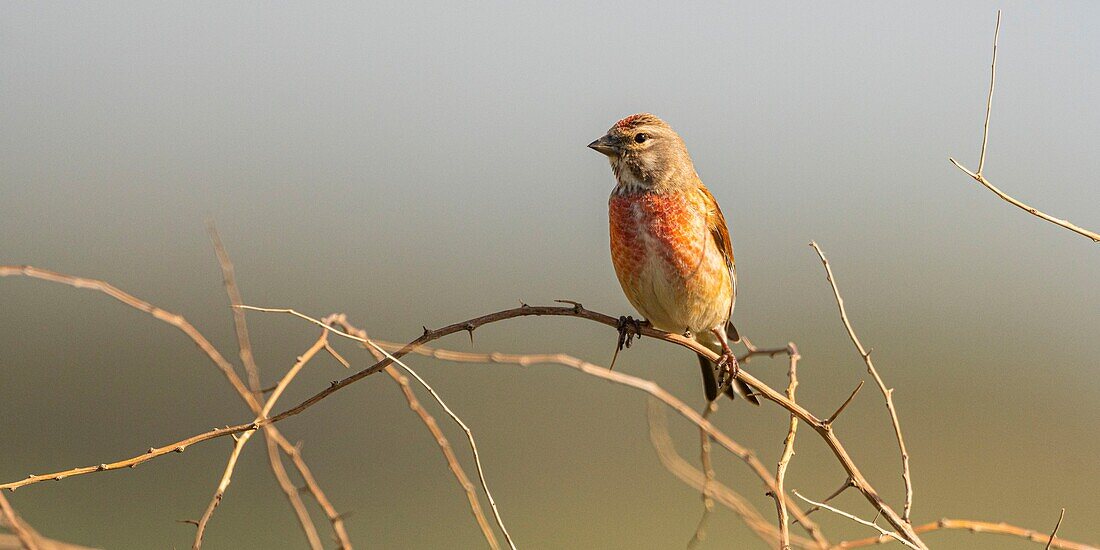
[207, 225, 339, 548]
[792, 492, 919, 550]
[192, 332, 329, 549]
[328, 316, 500, 550]
[0, 494, 38, 550]
[772, 344, 801, 549]
[837, 517, 1096, 550]
[686, 401, 718, 549]
[645, 399, 819, 549]
[948, 11, 1100, 243]
[810, 242, 914, 524]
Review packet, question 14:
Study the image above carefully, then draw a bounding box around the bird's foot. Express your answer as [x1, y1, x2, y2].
[715, 351, 741, 396]
[710, 327, 739, 395]
[609, 316, 649, 371]
[616, 316, 649, 351]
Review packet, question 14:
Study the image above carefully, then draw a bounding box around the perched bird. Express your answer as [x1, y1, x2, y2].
[589, 113, 757, 404]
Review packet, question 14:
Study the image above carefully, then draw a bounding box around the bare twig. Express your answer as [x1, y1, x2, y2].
[825, 382, 864, 426]
[797, 478, 854, 521]
[309, 314, 516, 550]
[328, 316, 500, 550]
[1046, 509, 1066, 550]
[686, 401, 719, 549]
[0, 262, 353, 548]
[0, 493, 38, 550]
[0, 298, 924, 547]
[207, 223, 262, 397]
[0, 266, 259, 411]
[837, 517, 1096, 550]
[192, 333, 329, 549]
[333, 330, 830, 549]
[207, 225, 334, 549]
[792, 492, 920, 550]
[810, 242, 914, 524]
[772, 344, 801, 549]
[645, 399, 819, 549]
[949, 11, 1100, 243]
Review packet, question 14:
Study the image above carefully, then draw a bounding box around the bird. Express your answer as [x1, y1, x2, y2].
[589, 113, 758, 404]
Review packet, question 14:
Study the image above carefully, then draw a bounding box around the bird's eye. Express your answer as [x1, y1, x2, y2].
[634, 133, 648, 143]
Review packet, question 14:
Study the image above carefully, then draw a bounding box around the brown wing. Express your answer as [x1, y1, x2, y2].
[698, 184, 736, 304]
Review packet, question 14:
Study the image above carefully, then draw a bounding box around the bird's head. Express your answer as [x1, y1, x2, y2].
[588, 113, 696, 192]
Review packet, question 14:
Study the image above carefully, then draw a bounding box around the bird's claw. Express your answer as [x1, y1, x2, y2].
[715, 351, 740, 395]
[616, 316, 649, 352]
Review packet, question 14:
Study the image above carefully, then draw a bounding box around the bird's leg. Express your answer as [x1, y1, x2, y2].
[609, 316, 650, 371]
[710, 328, 740, 395]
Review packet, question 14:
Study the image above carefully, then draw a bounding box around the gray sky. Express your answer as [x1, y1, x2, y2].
[2, 2, 1098, 548]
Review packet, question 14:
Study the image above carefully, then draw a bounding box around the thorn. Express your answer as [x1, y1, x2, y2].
[465, 323, 475, 344]
[148, 447, 156, 453]
[177, 519, 200, 527]
[97, 464, 107, 471]
[330, 380, 339, 388]
[519, 300, 530, 308]
[54, 476, 62, 481]
[554, 299, 584, 312]
[422, 326, 431, 336]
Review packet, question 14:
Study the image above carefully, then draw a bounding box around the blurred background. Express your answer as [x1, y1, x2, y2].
[2, 1, 1098, 548]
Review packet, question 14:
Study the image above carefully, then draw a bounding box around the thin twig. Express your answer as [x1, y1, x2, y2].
[0, 299, 924, 547]
[837, 517, 1096, 550]
[645, 399, 819, 549]
[358, 341, 514, 549]
[797, 478, 854, 520]
[976, 10, 999, 176]
[0, 265, 259, 410]
[0, 493, 38, 550]
[687, 401, 719, 549]
[331, 328, 830, 549]
[792, 492, 920, 550]
[825, 381, 864, 426]
[949, 11, 1100, 243]
[192, 333, 329, 549]
[1046, 508, 1066, 550]
[329, 316, 499, 550]
[772, 344, 801, 549]
[207, 225, 332, 549]
[0, 263, 353, 548]
[207, 223, 262, 397]
[809, 242, 915, 524]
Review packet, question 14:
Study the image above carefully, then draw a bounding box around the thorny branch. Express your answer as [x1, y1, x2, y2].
[810, 242, 914, 525]
[2, 264, 1094, 549]
[772, 344, 801, 550]
[836, 518, 1096, 550]
[327, 315, 501, 550]
[207, 225, 337, 549]
[793, 491, 920, 550]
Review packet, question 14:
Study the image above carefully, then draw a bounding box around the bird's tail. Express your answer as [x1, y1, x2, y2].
[696, 323, 758, 404]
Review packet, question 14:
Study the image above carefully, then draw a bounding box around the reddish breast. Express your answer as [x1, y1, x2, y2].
[609, 190, 707, 284]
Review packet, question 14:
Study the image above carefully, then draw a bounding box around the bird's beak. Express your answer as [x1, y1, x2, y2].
[588, 135, 620, 157]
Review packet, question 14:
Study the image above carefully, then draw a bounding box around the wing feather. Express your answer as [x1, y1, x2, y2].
[698, 185, 736, 304]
